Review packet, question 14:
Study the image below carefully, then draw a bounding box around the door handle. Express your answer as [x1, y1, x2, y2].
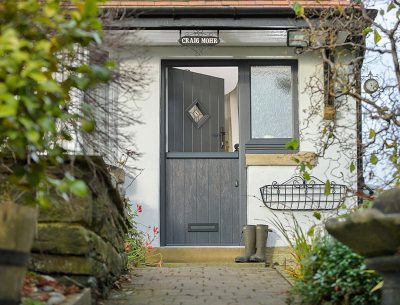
[219, 127, 226, 149]
[235, 180, 239, 187]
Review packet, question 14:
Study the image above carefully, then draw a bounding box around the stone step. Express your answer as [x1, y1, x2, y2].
[161, 262, 267, 268]
[148, 247, 293, 265]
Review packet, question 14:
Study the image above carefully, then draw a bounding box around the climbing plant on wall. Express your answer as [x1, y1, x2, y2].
[287, 1, 400, 198]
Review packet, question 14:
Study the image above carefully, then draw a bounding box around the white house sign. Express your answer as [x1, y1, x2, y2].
[179, 35, 220, 46]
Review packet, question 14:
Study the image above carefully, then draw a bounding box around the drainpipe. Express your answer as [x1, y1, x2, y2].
[355, 41, 366, 205]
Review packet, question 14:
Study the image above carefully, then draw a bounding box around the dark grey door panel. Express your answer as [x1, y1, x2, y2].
[165, 158, 240, 246]
[166, 67, 240, 246]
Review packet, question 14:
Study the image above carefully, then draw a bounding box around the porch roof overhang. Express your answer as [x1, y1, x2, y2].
[100, 3, 376, 44]
[104, 17, 307, 30]
[102, 7, 309, 30]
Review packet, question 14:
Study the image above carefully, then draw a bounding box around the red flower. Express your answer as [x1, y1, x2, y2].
[153, 226, 159, 235]
[145, 242, 153, 250]
[137, 204, 142, 213]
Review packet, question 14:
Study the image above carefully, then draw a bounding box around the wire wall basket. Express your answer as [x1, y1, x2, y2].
[260, 176, 347, 211]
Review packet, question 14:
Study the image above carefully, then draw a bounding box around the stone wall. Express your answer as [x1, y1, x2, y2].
[29, 157, 130, 296]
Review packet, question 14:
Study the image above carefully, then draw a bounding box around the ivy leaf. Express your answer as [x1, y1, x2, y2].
[388, 2, 396, 12]
[44, 3, 57, 17]
[26, 130, 40, 143]
[307, 225, 316, 237]
[84, 0, 98, 15]
[91, 32, 102, 45]
[81, 119, 96, 133]
[362, 27, 372, 36]
[324, 180, 331, 196]
[374, 30, 382, 44]
[389, 154, 398, 163]
[29, 72, 47, 82]
[40, 80, 62, 93]
[370, 154, 379, 165]
[57, 180, 69, 193]
[91, 65, 111, 82]
[37, 191, 50, 208]
[0, 93, 18, 117]
[303, 171, 311, 181]
[70, 180, 89, 197]
[313, 211, 322, 220]
[292, 2, 304, 16]
[350, 162, 356, 173]
[285, 139, 299, 150]
[72, 76, 91, 90]
[38, 117, 56, 132]
[369, 128, 376, 139]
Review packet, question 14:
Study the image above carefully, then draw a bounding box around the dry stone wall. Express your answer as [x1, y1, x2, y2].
[30, 157, 130, 296]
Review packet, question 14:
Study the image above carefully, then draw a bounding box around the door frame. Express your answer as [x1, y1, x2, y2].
[159, 59, 298, 246]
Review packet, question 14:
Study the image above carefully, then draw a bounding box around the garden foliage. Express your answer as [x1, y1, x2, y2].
[0, 0, 111, 205]
[270, 213, 320, 279]
[124, 204, 161, 267]
[288, 236, 382, 305]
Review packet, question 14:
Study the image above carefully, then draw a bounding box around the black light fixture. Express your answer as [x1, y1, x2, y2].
[287, 30, 309, 54]
[287, 30, 309, 47]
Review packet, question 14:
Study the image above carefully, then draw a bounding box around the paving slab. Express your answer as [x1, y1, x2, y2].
[104, 264, 290, 305]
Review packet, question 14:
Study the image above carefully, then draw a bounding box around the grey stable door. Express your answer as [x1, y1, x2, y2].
[165, 68, 240, 246]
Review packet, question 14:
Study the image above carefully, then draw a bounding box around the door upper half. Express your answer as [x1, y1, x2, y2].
[167, 67, 239, 153]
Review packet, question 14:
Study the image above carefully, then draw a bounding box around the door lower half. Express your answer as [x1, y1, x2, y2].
[164, 66, 241, 246]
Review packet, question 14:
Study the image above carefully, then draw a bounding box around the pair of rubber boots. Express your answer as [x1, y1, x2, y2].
[235, 225, 268, 263]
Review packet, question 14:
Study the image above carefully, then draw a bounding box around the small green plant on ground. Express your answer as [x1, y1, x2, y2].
[124, 203, 162, 267]
[287, 236, 382, 305]
[270, 213, 320, 279]
[22, 299, 43, 305]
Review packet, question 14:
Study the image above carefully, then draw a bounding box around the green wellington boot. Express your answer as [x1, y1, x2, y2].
[235, 225, 256, 263]
[249, 225, 268, 262]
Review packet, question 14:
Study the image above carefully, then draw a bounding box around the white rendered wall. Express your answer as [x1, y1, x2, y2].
[111, 45, 357, 247]
[247, 52, 358, 247]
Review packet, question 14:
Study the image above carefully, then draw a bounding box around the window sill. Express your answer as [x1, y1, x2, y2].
[245, 152, 317, 166]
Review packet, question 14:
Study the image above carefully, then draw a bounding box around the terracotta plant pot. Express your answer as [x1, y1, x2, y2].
[0, 202, 38, 305]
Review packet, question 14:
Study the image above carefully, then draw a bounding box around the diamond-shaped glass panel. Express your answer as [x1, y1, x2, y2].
[185, 99, 209, 128]
[188, 104, 204, 123]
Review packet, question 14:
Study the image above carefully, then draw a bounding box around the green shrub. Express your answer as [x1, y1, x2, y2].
[0, 0, 112, 205]
[288, 236, 382, 305]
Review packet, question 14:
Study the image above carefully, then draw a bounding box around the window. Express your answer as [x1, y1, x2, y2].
[246, 61, 298, 153]
[251, 66, 293, 139]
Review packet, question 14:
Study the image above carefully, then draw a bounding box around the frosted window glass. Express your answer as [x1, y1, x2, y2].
[251, 66, 293, 139]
